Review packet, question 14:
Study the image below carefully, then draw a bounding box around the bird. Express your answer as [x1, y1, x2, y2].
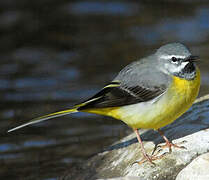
[8, 43, 200, 164]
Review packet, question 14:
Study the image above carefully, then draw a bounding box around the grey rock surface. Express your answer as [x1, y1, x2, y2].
[98, 177, 142, 180]
[61, 95, 209, 180]
[176, 152, 209, 180]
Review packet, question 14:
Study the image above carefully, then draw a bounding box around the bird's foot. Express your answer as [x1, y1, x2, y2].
[134, 151, 167, 165]
[157, 140, 187, 153]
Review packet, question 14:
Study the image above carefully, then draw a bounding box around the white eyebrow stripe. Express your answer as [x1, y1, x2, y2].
[160, 55, 187, 59]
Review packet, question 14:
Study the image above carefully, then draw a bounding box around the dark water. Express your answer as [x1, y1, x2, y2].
[1, 1, 209, 179]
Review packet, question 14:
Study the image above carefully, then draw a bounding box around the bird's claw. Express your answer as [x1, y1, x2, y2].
[133, 152, 167, 166]
[157, 140, 187, 153]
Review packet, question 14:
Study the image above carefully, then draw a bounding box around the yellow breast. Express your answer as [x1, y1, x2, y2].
[157, 67, 201, 129]
[172, 68, 201, 99]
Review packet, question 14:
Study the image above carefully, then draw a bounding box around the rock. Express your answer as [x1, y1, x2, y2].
[99, 177, 143, 180]
[61, 95, 209, 180]
[176, 152, 209, 180]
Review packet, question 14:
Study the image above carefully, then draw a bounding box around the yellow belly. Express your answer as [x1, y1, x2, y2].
[82, 68, 200, 130]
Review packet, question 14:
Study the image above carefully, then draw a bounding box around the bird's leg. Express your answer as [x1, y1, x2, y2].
[134, 129, 165, 165]
[157, 129, 186, 153]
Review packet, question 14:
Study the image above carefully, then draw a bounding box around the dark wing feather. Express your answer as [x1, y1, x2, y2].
[77, 82, 166, 110]
[78, 56, 171, 110]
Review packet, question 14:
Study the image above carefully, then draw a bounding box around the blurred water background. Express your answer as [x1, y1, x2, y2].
[0, 0, 209, 179]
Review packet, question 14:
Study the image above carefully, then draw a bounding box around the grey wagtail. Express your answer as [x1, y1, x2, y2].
[8, 43, 200, 164]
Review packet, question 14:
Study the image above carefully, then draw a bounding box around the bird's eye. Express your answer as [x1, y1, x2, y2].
[171, 57, 178, 63]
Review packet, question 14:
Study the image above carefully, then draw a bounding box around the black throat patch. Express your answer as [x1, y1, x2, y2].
[174, 62, 196, 80]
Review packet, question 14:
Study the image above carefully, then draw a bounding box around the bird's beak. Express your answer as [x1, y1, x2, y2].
[186, 55, 199, 62]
